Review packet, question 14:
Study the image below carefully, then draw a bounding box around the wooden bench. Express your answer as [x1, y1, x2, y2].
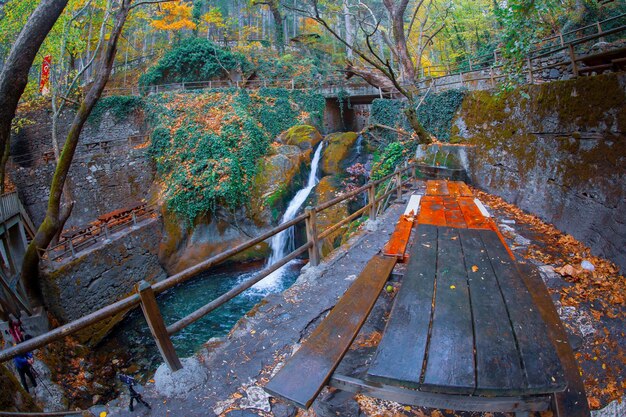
[265, 180, 589, 416]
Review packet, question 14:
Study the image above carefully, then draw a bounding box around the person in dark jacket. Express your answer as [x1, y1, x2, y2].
[13, 351, 37, 393]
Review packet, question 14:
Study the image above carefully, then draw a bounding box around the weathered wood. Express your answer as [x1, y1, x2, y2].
[382, 215, 414, 260]
[421, 227, 475, 394]
[417, 196, 446, 226]
[368, 224, 438, 388]
[396, 171, 403, 201]
[459, 228, 524, 395]
[305, 207, 320, 267]
[457, 197, 492, 230]
[516, 262, 590, 417]
[265, 255, 397, 408]
[426, 180, 449, 196]
[404, 194, 421, 216]
[137, 280, 182, 372]
[442, 197, 467, 228]
[331, 374, 551, 413]
[479, 232, 565, 394]
[368, 184, 377, 221]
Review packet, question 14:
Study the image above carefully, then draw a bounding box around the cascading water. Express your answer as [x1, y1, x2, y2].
[253, 142, 325, 291]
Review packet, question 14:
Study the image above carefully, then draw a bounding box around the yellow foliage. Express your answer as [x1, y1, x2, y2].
[152, 1, 196, 32]
[202, 7, 225, 29]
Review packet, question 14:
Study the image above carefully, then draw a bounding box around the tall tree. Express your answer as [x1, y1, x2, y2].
[20, 0, 154, 306]
[0, 0, 70, 190]
[251, 0, 284, 53]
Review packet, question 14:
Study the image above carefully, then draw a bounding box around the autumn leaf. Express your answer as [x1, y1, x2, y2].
[471, 265, 479, 272]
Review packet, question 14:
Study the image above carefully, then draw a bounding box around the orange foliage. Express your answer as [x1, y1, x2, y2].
[152, 1, 196, 31]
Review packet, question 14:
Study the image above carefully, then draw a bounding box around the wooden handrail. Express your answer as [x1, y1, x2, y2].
[0, 163, 416, 367]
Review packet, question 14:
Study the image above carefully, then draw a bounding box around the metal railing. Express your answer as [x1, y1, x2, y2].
[0, 164, 416, 371]
[0, 192, 21, 224]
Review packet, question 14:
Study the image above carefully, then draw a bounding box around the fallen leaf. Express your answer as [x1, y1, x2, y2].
[471, 265, 479, 272]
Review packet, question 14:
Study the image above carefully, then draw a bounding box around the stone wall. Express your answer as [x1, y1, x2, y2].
[9, 107, 154, 229]
[451, 73, 626, 272]
[41, 217, 166, 343]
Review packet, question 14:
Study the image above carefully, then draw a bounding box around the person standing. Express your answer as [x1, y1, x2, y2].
[13, 351, 37, 393]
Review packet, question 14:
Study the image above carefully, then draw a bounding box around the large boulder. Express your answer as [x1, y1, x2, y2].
[280, 125, 323, 150]
[159, 143, 312, 274]
[313, 175, 349, 256]
[321, 131, 358, 176]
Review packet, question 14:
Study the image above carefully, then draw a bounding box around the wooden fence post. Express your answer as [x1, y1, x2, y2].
[568, 44, 579, 77]
[490, 67, 495, 87]
[137, 280, 182, 372]
[305, 207, 320, 267]
[411, 165, 417, 189]
[368, 184, 377, 221]
[527, 56, 534, 84]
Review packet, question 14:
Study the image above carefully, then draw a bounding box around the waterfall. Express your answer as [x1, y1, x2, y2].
[253, 142, 324, 291]
[355, 134, 363, 156]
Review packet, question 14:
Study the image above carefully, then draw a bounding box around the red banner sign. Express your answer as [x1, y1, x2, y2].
[40, 55, 51, 95]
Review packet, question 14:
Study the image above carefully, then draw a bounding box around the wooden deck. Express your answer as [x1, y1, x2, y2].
[266, 180, 589, 416]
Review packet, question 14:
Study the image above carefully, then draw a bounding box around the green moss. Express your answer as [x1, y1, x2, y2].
[321, 131, 358, 175]
[282, 125, 322, 149]
[0, 364, 40, 412]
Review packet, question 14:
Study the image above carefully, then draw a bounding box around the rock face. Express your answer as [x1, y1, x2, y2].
[159, 127, 323, 274]
[451, 73, 626, 272]
[41, 218, 167, 344]
[321, 131, 358, 176]
[10, 107, 153, 229]
[280, 125, 323, 150]
[313, 176, 349, 256]
[0, 364, 40, 413]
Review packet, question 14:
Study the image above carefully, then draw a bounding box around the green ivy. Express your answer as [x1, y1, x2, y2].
[88, 95, 143, 126]
[371, 142, 405, 181]
[146, 88, 324, 223]
[370, 89, 466, 142]
[138, 38, 253, 90]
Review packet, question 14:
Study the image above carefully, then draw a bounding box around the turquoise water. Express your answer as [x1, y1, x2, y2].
[102, 260, 302, 372]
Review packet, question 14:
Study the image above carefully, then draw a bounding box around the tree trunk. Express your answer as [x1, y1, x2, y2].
[383, 0, 415, 83]
[21, 0, 132, 307]
[268, 1, 285, 53]
[343, 1, 353, 60]
[404, 103, 431, 145]
[0, 0, 69, 182]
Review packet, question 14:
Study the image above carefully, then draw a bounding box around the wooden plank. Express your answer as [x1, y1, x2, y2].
[265, 255, 397, 409]
[446, 181, 461, 197]
[368, 225, 438, 388]
[442, 198, 467, 228]
[404, 194, 422, 216]
[421, 227, 475, 394]
[426, 180, 449, 196]
[417, 196, 446, 226]
[479, 231, 565, 394]
[459, 229, 524, 395]
[383, 215, 415, 259]
[331, 374, 551, 413]
[457, 197, 492, 230]
[516, 262, 590, 417]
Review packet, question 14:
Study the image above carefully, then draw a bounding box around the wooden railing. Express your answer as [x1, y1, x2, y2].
[0, 164, 416, 371]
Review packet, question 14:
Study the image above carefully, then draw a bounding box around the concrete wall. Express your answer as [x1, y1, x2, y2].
[40, 217, 166, 343]
[9, 107, 154, 229]
[451, 73, 626, 272]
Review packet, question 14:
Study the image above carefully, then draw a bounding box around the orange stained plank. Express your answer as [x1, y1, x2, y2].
[383, 215, 415, 260]
[426, 180, 449, 196]
[457, 197, 492, 230]
[446, 181, 462, 197]
[457, 182, 474, 197]
[417, 196, 447, 226]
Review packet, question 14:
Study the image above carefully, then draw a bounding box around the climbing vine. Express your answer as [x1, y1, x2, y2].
[370, 89, 466, 142]
[146, 88, 324, 222]
[88, 95, 144, 126]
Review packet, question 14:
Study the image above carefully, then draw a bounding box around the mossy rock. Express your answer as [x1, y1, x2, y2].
[321, 131, 358, 176]
[313, 175, 349, 256]
[0, 364, 40, 412]
[280, 125, 323, 150]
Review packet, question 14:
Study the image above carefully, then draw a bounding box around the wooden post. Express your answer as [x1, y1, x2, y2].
[411, 165, 417, 189]
[291, 79, 295, 90]
[368, 184, 377, 221]
[468, 57, 473, 71]
[137, 281, 182, 371]
[395, 170, 403, 201]
[559, 33, 564, 47]
[568, 44, 578, 77]
[459, 72, 464, 87]
[490, 67, 495, 87]
[527, 57, 534, 84]
[305, 207, 320, 267]
[132, 212, 137, 226]
[69, 240, 76, 257]
[493, 50, 498, 64]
